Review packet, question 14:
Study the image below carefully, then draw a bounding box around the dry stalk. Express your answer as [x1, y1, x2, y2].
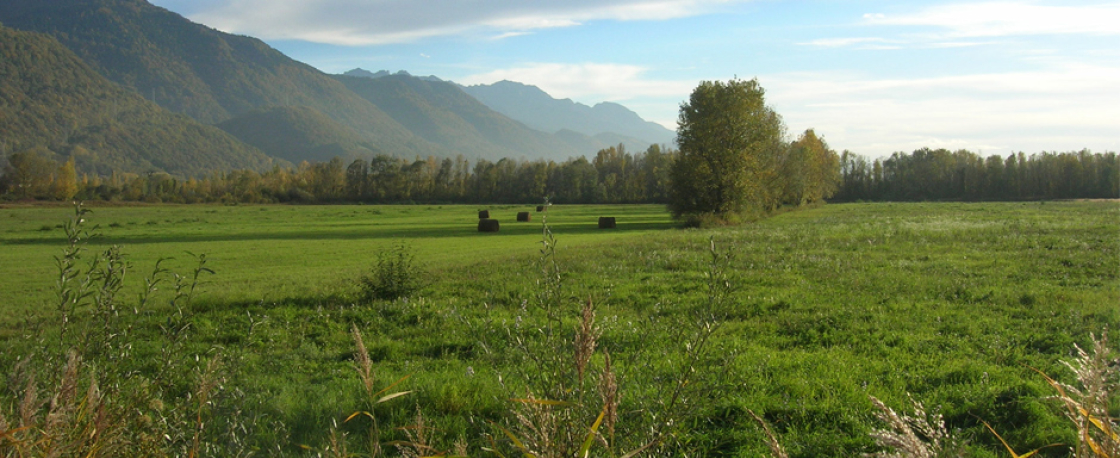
[189, 353, 224, 458]
[574, 296, 600, 386]
[512, 391, 561, 458]
[866, 395, 964, 458]
[599, 351, 619, 444]
[395, 407, 440, 458]
[1044, 332, 1119, 458]
[352, 323, 375, 397]
[748, 409, 788, 458]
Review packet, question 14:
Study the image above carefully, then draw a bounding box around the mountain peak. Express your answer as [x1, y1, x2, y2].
[344, 68, 391, 79]
[342, 68, 443, 82]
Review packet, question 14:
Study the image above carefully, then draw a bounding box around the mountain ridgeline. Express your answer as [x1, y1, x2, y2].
[460, 80, 675, 146]
[0, 0, 675, 179]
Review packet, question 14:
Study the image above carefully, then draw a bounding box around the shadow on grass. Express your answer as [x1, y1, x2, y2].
[1, 220, 679, 246]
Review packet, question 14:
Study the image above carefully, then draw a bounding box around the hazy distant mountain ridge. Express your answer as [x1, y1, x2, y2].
[345, 69, 674, 153]
[460, 80, 676, 146]
[338, 73, 663, 159]
[0, 25, 276, 176]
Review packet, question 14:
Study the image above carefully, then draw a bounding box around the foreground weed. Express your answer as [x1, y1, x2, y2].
[749, 409, 789, 458]
[866, 395, 968, 458]
[332, 324, 413, 456]
[977, 332, 1117, 458]
[1037, 333, 1119, 458]
[361, 242, 427, 302]
[0, 204, 251, 458]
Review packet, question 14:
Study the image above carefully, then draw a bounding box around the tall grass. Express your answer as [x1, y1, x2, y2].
[0, 204, 262, 457]
[2, 202, 1115, 456]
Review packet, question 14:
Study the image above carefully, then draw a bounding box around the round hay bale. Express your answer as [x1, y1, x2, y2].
[478, 218, 500, 232]
[478, 210, 490, 219]
[598, 217, 616, 229]
[517, 211, 531, 222]
[536, 205, 545, 212]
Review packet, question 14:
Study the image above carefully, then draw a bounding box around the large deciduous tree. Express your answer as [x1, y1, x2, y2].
[668, 79, 786, 222]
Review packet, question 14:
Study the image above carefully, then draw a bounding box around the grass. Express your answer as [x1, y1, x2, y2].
[0, 203, 673, 324]
[0, 200, 1116, 456]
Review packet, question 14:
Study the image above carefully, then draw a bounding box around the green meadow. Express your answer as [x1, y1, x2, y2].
[0, 204, 673, 322]
[0, 201, 1116, 456]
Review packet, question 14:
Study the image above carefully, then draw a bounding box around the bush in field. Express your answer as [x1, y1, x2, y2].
[360, 242, 426, 301]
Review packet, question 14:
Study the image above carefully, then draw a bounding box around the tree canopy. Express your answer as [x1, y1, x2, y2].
[669, 79, 787, 221]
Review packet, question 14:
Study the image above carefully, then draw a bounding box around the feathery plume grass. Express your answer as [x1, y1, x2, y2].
[1038, 332, 1118, 458]
[574, 296, 600, 386]
[599, 351, 619, 444]
[866, 395, 966, 458]
[352, 323, 375, 397]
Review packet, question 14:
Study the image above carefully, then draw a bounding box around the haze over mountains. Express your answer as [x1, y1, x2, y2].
[460, 80, 675, 146]
[0, 0, 675, 177]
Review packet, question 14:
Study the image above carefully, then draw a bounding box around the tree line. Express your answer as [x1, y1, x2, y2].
[4, 141, 1115, 208]
[834, 148, 1119, 202]
[0, 144, 677, 205]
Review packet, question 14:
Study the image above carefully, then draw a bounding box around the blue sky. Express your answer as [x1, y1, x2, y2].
[149, 0, 1119, 158]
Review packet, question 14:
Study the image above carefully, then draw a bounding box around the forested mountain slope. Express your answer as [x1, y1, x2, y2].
[0, 26, 276, 176]
[0, 0, 447, 159]
[336, 74, 587, 161]
[216, 106, 380, 164]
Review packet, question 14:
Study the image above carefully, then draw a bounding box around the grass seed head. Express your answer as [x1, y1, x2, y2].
[866, 395, 964, 458]
[574, 296, 599, 385]
[351, 324, 374, 397]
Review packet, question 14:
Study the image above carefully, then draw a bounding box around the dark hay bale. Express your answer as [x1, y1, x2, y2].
[517, 212, 531, 222]
[478, 210, 490, 219]
[598, 217, 616, 229]
[478, 219, 500, 232]
[536, 205, 545, 212]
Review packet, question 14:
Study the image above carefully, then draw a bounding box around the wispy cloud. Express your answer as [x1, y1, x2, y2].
[764, 60, 1120, 156]
[799, 37, 891, 48]
[186, 0, 744, 45]
[863, 1, 1120, 38]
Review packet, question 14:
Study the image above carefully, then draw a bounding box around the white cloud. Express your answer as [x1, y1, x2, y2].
[863, 1, 1120, 38]
[186, 0, 744, 45]
[799, 37, 890, 48]
[459, 62, 695, 102]
[762, 61, 1120, 157]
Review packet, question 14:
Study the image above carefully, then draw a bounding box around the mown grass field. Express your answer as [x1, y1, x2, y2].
[0, 203, 673, 324]
[1, 201, 1116, 457]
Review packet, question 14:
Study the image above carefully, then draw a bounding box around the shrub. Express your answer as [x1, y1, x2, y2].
[360, 242, 426, 301]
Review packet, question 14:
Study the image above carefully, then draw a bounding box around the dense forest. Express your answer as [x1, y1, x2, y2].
[834, 148, 1119, 202]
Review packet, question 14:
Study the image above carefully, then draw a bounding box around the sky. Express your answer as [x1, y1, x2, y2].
[147, 0, 1120, 158]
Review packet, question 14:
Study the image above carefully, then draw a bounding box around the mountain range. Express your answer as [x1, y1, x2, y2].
[0, 0, 676, 177]
[460, 80, 675, 146]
